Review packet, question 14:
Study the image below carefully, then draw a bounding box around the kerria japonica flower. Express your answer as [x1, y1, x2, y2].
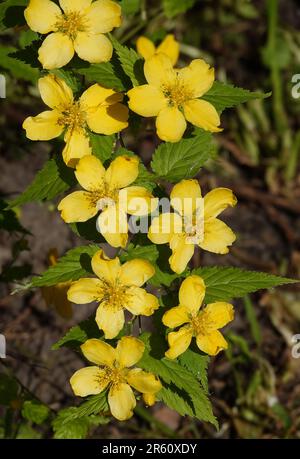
[136, 34, 179, 66]
[70, 337, 162, 421]
[67, 249, 159, 338]
[127, 54, 221, 142]
[58, 155, 157, 247]
[24, 0, 122, 69]
[163, 275, 234, 358]
[23, 74, 128, 167]
[148, 179, 237, 274]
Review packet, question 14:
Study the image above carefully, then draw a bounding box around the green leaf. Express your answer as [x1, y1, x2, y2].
[179, 349, 209, 393]
[0, 199, 29, 234]
[119, 0, 141, 15]
[151, 132, 215, 182]
[52, 317, 101, 350]
[202, 81, 270, 113]
[21, 400, 50, 425]
[0, 0, 27, 30]
[110, 35, 146, 87]
[89, 132, 116, 163]
[120, 243, 159, 264]
[50, 69, 81, 94]
[8, 156, 76, 208]
[162, 0, 196, 18]
[31, 245, 99, 287]
[77, 57, 129, 91]
[0, 46, 39, 83]
[192, 266, 297, 303]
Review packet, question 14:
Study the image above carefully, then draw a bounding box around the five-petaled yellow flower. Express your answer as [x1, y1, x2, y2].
[148, 179, 237, 274]
[136, 34, 179, 66]
[127, 54, 221, 143]
[41, 248, 73, 319]
[163, 275, 234, 358]
[67, 249, 159, 338]
[58, 155, 156, 247]
[24, 0, 121, 69]
[70, 336, 162, 421]
[23, 74, 128, 168]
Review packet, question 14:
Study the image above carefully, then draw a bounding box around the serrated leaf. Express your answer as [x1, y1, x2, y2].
[119, 0, 141, 15]
[120, 243, 159, 264]
[0, 0, 27, 30]
[52, 317, 101, 350]
[77, 57, 129, 91]
[151, 132, 215, 182]
[0, 46, 39, 83]
[192, 266, 297, 303]
[202, 81, 270, 113]
[8, 156, 76, 208]
[31, 245, 99, 287]
[22, 400, 50, 425]
[179, 349, 210, 393]
[89, 132, 116, 163]
[162, 0, 196, 18]
[110, 35, 146, 87]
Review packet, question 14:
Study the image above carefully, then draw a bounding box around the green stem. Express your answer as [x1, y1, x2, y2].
[134, 405, 177, 438]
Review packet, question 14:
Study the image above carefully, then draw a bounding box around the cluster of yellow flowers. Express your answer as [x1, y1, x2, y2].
[23, 0, 236, 421]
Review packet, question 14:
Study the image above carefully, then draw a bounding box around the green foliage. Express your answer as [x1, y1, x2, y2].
[179, 349, 210, 393]
[192, 266, 296, 303]
[31, 245, 99, 287]
[21, 400, 50, 425]
[50, 69, 81, 94]
[77, 57, 129, 91]
[0, 199, 29, 234]
[203, 81, 270, 113]
[9, 156, 76, 208]
[52, 318, 101, 350]
[119, 0, 141, 15]
[162, 0, 197, 18]
[0, 46, 39, 83]
[120, 243, 159, 264]
[0, 0, 27, 30]
[0, 374, 19, 405]
[89, 133, 116, 163]
[110, 35, 146, 87]
[151, 132, 215, 182]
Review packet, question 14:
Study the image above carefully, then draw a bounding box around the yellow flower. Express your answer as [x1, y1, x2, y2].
[148, 179, 237, 274]
[58, 155, 156, 247]
[127, 54, 221, 142]
[136, 34, 179, 66]
[67, 249, 159, 338]
[163, 275, 234, 358]
[70, 336, 162, 421]
[24, 0, 121, 69]
[41, 248, 73, 319]
[23, 74, 128, 167]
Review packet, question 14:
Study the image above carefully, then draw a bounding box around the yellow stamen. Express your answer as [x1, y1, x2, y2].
[58, 101, 86, 131]
[162, 77, 193, 108]
[55, 12, 88, 41]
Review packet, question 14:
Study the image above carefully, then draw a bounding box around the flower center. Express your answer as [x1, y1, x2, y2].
[191, 310, 215, 336]
[84, 187, 118, 212]
[97, 365, 126, 388]
[102, 281, 129, 312]
[55, 12, 88, 40]
[184, 213, 204, 244]
[58, 102, 86, 131]
[162, 78, 193, 108]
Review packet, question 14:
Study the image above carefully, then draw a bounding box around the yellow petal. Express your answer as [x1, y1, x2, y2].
[59, 0, 91, 12]
[144, 53, 176, 87]
[24, 0, 62, 34]
[203, 302, 234, 329]
[165, 326, 193, 359]
[204, 188, 237, 220]
[74, 32, 113, 64]
[105, 156, 139, 189]
[38, 74, 73, 109]
[80, 338, 116, 366]
[170, 179, 202, 216]
[143, 393, 156, 406]
[58, 191, 97, 223]
[119, 259, 155, 287]
[183, 99, 222, 133]
[38, 32, 74, 69]
[148, 212, 183, 245]
[179, 275, 206, 315]
[127, 85, 167, 117]
[85, 0, 122, 34]
[156, 107, 187, 142]
[70, 366, 107, 397]
[75, 155, 105, 191]
[119, 186, 158, 216]
[136, 36, 155, 60]
[200, 218, 236, 254]
[196, 330, 228, 356]
[126, 368, 162, 393]
[169, 233, 194, 274]
[67, 278, 104, 304]
[23, 110, 63, 140]
[96, 205, 128, 248]
[125, 287, 159, 316]
[116, 336, 145, 368]
[157, 34, 179, 66]
[80, 84, 122, 110]
[95, 302, 125, 339]
[162, 305, 190, 328]
[178, 59, 215, 97]
[62, 128, 92, 168]
[91, 249, 121, 283]
[86, 103, 128, 135]
[108, 383, 136, 421]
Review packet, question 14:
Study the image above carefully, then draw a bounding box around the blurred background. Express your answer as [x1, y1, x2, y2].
[1, 0, 300, 439]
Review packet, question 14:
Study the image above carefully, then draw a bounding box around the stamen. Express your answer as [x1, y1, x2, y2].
[162, 77, 193, 108]
[55, 11, 89, 41]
